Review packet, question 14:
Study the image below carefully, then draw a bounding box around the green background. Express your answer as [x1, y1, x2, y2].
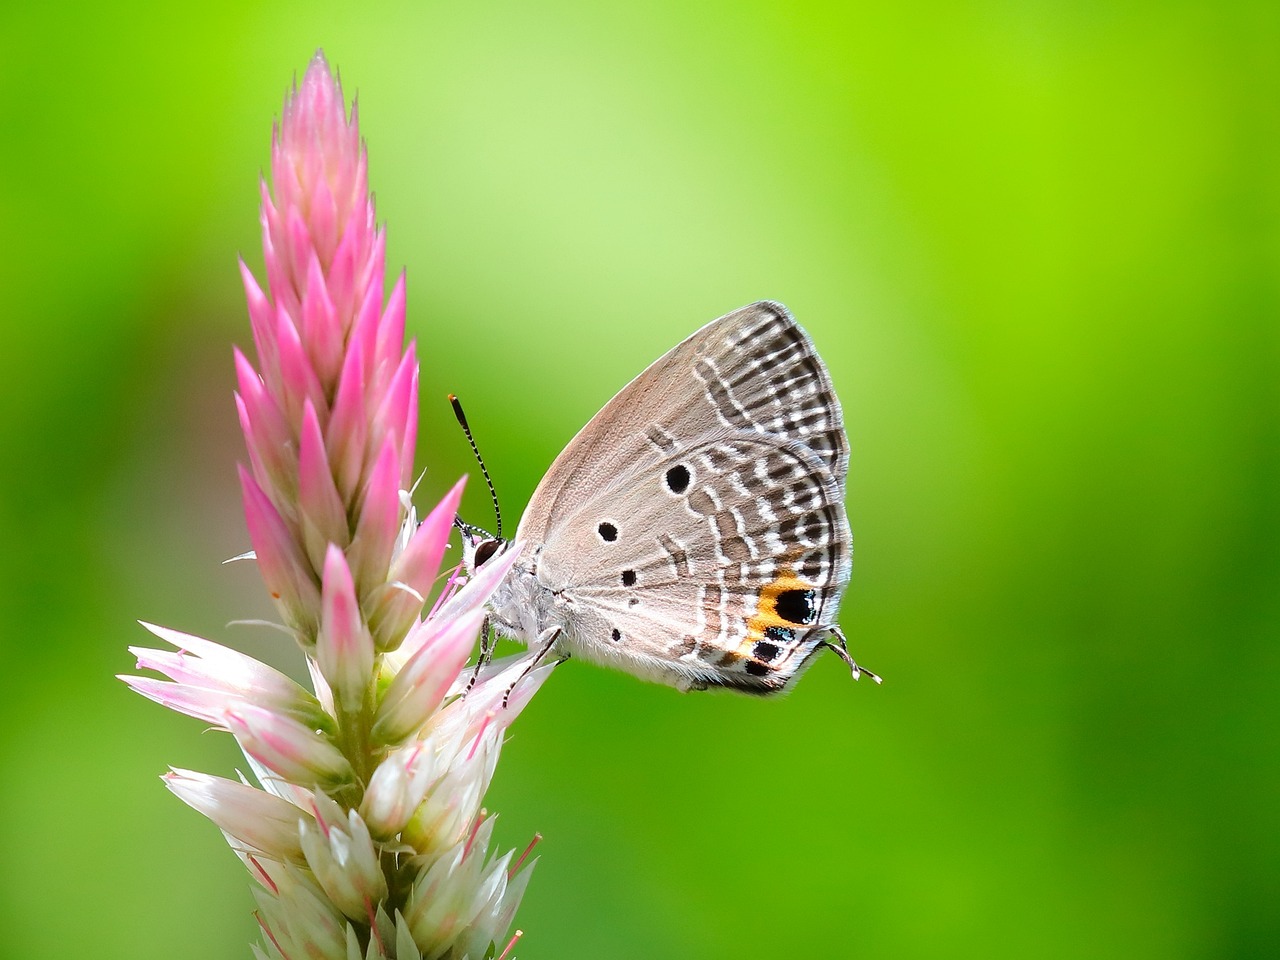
[2, 2, 1276, 958]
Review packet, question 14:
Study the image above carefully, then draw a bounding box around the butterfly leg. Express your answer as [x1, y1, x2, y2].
[464, 617, 495, 696]
[502, 626, 567, 709]
[819, 627, 882, 684]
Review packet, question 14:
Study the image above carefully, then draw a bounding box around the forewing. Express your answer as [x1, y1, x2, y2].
[516, 301, 848, 544]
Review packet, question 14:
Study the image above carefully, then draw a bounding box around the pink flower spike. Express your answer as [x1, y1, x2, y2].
[164, 768, 310, 864]
[131, 54, 551, 959]
[297, 399, 349, 565]
[227, 702, 353, 787]
[347, 438, 402, 597]
[316, 544, 374, 714]
[372, 608, 486, 747]
[239, 465, 320, 639]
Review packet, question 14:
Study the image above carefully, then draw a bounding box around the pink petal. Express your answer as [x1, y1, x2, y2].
[326, 332, 368, 503]
[239, 465, 320, 638]
[346, 268, 384, 389]
[360, 742, 419, 838]
[370, 347, 416, 466]
[274, 306, 326, 428]
[283, 205, 315, 302]
[133, 622, 317, 710]
[403, 542, 523, 661]
[373, 272, 406, 388]
[306, 172, 340, 272]
[234, 394, 269, 501]
[297, 399, 348, 561]
[400, 357, 419, 490]
[239, 259, 279, 393]
[326, 214, 359, 326]
[120, 675, 236, 727]
[316, 545, 374, 712]
[235, 348, 296, 503]
[390, 477, 466, 597]
[346, 438, 402, 596]
[227, 703, 353, 786]
[164, 768, 309, 864]
[371, 608, 486, 746]
[355, 237, 389, 364]
[300, 252, 343, 388]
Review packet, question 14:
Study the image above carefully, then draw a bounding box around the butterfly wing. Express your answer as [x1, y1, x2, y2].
[516, 301, 851, 692]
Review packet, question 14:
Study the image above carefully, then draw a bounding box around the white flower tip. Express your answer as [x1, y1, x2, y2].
[134, 621, 203, 650]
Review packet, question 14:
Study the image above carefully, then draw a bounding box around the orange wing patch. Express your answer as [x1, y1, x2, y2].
[739, 568, 819, 666]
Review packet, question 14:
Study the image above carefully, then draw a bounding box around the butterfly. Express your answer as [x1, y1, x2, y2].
[460, 301, 877, 694]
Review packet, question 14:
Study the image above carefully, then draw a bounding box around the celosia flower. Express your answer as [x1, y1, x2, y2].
[122, 52, 547, 960]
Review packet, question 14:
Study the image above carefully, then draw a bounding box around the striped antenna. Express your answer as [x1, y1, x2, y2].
[449, 394, 503, 539]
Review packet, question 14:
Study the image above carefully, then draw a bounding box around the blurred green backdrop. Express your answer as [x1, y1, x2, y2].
[1, 2, 1276, 958]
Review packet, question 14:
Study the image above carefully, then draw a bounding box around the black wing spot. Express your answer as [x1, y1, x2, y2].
[621, 569, 637, 587]
[665, 464, 691, 495]
[597, 521, 618, 542]
[745, 660, 770, 677]
[611, 628, 622, 642]
[764, 625, 796, 645]
[775, 588, 817, 625]
[753, 640, 781, 662]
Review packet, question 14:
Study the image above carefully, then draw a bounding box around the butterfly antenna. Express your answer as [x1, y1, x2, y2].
[450, 394, 503, 539]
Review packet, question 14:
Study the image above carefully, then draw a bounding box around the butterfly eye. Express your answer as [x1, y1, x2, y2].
[474, 539, 502, 567]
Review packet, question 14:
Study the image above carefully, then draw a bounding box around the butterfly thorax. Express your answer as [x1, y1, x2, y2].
[478, 543, 569, 643]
